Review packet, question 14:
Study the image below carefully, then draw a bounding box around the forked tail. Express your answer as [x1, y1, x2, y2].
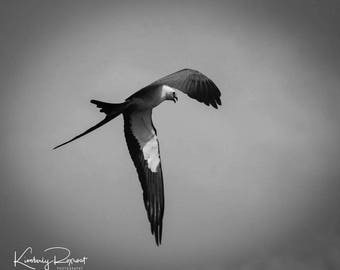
[53, 100, 128, 149]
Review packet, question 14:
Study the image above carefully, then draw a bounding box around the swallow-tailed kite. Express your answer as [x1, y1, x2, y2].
[54, 68, 221, 245]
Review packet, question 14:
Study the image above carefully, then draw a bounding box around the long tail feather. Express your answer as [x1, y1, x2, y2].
[53, 100, 128, 149]
[53, 116, 114, 149]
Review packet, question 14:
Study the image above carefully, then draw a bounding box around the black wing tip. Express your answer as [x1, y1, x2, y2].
[208, 99, 222, 109]
[206, 79, 222, 109]
[214, 96, 222, 108]
[208, 95, 222, 109]
[150, 214, 163, 246]
[152, 223, 163, 246]
[155, 237, 161, 246]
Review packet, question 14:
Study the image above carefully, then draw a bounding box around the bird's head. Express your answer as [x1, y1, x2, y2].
[167, 90, 178, 103]
[161, 85, 178, 103]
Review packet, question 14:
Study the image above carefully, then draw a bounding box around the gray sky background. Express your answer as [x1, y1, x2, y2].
[1, 1, 340, 269]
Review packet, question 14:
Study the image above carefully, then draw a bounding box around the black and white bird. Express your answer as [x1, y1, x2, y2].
[54, 68, 221, 245]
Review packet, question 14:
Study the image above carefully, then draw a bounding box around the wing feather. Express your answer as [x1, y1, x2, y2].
[151, 68, 222, 108]
[123, 110, 164, 245]
[201, 80, 210, 106]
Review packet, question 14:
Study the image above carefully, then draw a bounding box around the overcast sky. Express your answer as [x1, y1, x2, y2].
[1, 1, 340, 269]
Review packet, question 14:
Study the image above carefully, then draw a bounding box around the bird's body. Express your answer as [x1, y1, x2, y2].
[54, 68, 221, 245]
[127, 85, 176, 109]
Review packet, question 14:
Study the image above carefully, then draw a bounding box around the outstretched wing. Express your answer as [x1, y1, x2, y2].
[151, 68, 222, 108]
[123, 109, 164, 245]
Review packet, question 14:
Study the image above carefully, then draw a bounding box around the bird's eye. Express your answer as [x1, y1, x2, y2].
[172, 92, 176, 96]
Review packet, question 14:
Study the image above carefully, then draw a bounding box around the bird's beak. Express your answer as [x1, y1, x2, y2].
[173, 93, 178, 103]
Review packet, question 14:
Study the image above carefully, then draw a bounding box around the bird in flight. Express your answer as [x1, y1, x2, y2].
[54, 68, 221, 245]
